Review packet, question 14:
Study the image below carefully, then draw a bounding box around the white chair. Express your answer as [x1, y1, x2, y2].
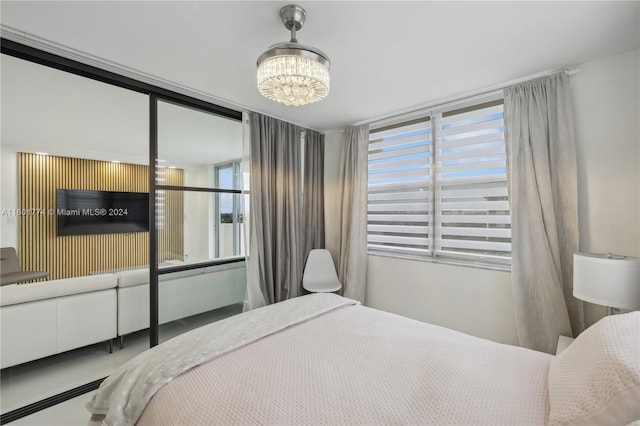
[302, 249, 342, 293]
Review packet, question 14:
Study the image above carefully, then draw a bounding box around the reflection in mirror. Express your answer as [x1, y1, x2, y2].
[155, 101, 246, 345]
[157, 263, 246, 344]
[156, 100, 245, 267]
[157, 100, 243, 189]
[0, 54, 150, 413]
[158, 190, 245, 265]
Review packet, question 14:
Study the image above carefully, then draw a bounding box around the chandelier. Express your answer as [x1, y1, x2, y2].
[256, 4, 330, 106]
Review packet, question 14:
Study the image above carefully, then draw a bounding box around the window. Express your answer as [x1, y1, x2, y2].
[367, 98, 511, 268]
[215, 161, 243, 257]
[368, 118, 432, 257]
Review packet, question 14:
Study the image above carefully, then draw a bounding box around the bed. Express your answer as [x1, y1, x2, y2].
[87, 293, 640, 426]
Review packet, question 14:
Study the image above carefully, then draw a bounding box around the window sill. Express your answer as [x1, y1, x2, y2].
[367, 251, 511, 273]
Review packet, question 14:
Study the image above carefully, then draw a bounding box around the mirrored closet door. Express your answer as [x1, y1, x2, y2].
[0, 54, 151, 413]
[154, 99, 246, 344]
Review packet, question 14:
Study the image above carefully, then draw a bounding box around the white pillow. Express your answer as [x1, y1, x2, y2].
[548, 311, 640, 425]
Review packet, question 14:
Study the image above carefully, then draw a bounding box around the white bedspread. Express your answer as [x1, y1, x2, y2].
[135, 296, 553, 425]
[87, 293, 357, 426]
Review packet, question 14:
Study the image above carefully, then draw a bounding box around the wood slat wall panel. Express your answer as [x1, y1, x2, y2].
[158, 168, 184, 262]
[17, 153, 184, 280]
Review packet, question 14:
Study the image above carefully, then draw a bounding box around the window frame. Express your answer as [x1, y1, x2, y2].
[367, 95, 511, 271]
[214, 160, 243, 258]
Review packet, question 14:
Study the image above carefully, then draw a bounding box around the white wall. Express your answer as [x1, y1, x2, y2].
[0, 149, 18, 249]
[324, 48, 640, 345]
[367, 256, 515, 344]
[572, 48, 640, 326]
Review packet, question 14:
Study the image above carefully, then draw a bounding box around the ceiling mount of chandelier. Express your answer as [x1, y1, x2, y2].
[256, 4, 331, 107]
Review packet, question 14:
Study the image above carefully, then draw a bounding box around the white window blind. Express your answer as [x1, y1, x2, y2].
[367, 118, 431, 258]
[367, 98, 511, 268]
[434, 100, 511, 263]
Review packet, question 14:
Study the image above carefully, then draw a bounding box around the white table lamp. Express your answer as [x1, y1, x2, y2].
[573, 253, 640, 314]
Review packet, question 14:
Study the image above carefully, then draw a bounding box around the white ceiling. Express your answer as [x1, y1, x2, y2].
[1, 1, 639, 133]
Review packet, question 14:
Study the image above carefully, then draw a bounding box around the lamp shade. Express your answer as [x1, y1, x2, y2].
[573, 253, 640, 310]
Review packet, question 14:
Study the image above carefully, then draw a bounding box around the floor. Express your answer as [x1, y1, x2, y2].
[10, 393, 93, 426]
[2, 304, 243, 423]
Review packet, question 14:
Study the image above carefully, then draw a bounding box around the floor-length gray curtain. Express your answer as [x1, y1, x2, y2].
[302, 130, 325, 256]
[246, 112, 303, 305]
[504, 72, 584, 354]
[337, 124, 369, 303]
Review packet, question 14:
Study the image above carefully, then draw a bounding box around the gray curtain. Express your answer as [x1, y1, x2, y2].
[248, 112, 303, 304]
[302, 130, 326, 256]
[337, 125, 369, 303]
[504, 72, 584, 354]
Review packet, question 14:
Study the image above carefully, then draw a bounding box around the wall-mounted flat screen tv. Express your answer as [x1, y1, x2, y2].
[56, 189, 149, 236]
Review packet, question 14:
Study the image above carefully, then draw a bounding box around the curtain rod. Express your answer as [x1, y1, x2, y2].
[353, 66, 581, 128]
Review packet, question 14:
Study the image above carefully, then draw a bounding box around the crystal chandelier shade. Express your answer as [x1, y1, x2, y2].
[256, 5, 330, 106]
[257, 54, 330, 106]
